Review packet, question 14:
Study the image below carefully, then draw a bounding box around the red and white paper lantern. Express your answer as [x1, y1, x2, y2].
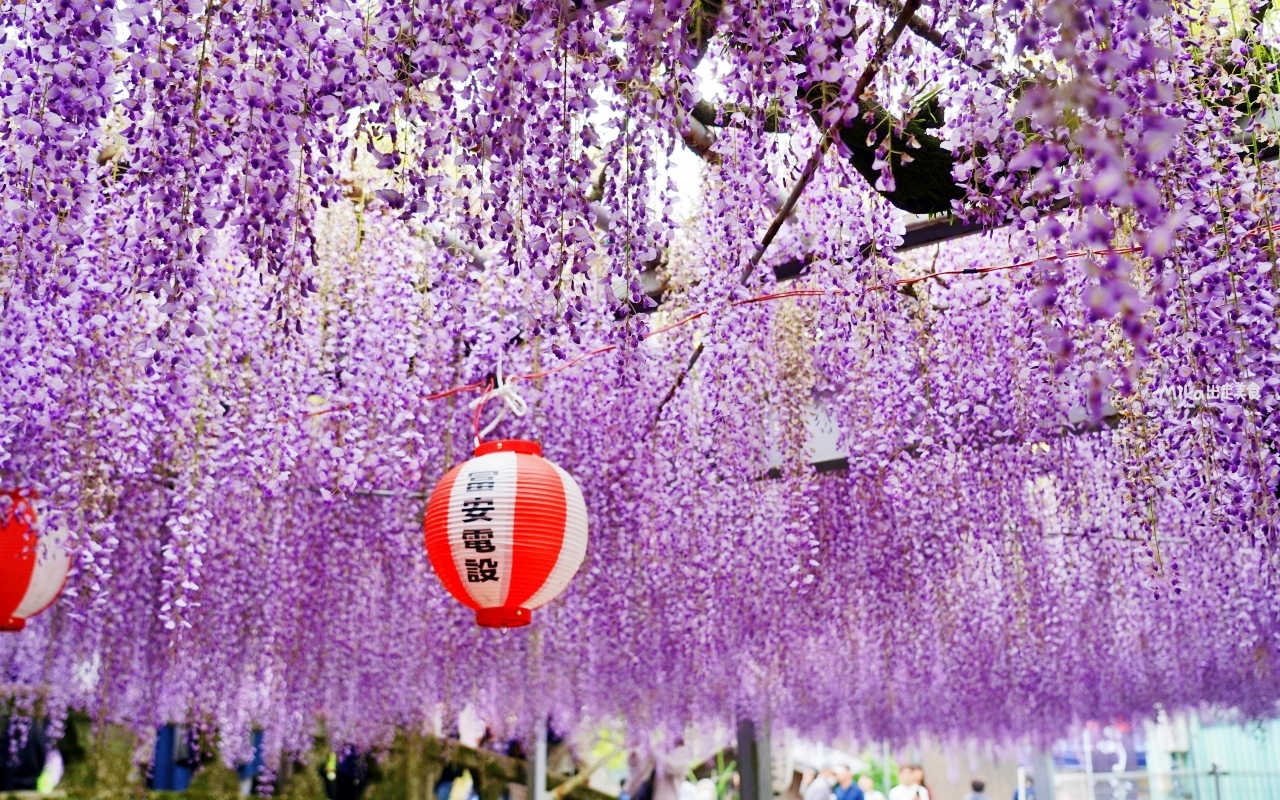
[0, 491, 70, 632]
[423, 440, 588, 628]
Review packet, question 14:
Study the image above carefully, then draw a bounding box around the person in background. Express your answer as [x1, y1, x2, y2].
[783, 770, 807, 800]
[887, 766, 927, 800]
[857, 774, 885, 800]
[447, 768, 478, 800]
[964, 778, 990, 800]
[1012, 775, 1036, 800]
[623, 760, 655, 800]
[798, 768, 817, 799]
[435, 764, 465, 800]
[803, 766, 838, 800]
[916, 768, 932, 800]
[724, 771, 741, 800]
[833, 766, 863, 800]
[322, 749, 379, 800]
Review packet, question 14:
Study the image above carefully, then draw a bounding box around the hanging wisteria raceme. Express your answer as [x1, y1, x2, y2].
[3, 0, 1280, 771]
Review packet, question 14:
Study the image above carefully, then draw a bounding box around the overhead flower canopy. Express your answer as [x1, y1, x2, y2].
[2, 0, 1280, 766]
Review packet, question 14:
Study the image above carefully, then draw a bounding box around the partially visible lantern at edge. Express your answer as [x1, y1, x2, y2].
[423, 440, 588, 628]
[0, 490, 70, 632]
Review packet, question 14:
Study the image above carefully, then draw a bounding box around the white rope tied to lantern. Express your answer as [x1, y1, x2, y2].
[468, 363, 528, 444]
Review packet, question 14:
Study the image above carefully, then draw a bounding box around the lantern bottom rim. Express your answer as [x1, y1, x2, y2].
[0, 618, 25, 632]
[475, 607, 532, 628]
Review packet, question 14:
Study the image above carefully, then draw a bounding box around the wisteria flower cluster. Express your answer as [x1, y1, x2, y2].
[2, 0, 1280, 770]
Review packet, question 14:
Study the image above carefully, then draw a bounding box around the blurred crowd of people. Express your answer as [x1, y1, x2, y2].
[800, 765, 887, 800]
[799, 764, 1004, 800]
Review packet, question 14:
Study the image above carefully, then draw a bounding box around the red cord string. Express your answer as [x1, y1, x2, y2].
[302, 223, 1280, 420]
[469, 377, 497, 443]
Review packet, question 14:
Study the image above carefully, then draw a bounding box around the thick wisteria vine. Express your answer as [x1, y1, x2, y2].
[3, 0, 1280, 771]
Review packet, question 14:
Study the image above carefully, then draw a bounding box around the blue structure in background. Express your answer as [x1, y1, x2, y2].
[150, 725, 194, 791]
[152, 726, 263, 795]
[237, 730, 265, 795]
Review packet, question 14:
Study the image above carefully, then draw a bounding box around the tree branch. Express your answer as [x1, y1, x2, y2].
[875, 0, 995, 74]
[747, 0, 925, 280]
[652, 0, 924, 425]
[691, 100, 785, 132]
[683, 4, 965, 214]
[830, 97, 965, 215]
[680, 115, 721, 163]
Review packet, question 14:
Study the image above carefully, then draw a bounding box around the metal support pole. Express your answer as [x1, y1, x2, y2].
[757, 717, 771, 800]
[530, 716, 548, 800]
[1032, 751, 1055, 800]
[737, 718, 772, 800]
[1017, 766, 1027, 800]
[738, 719, 760, 800]
[1209, 762, 1222, 800]
[1083, 730, 1094, 800]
